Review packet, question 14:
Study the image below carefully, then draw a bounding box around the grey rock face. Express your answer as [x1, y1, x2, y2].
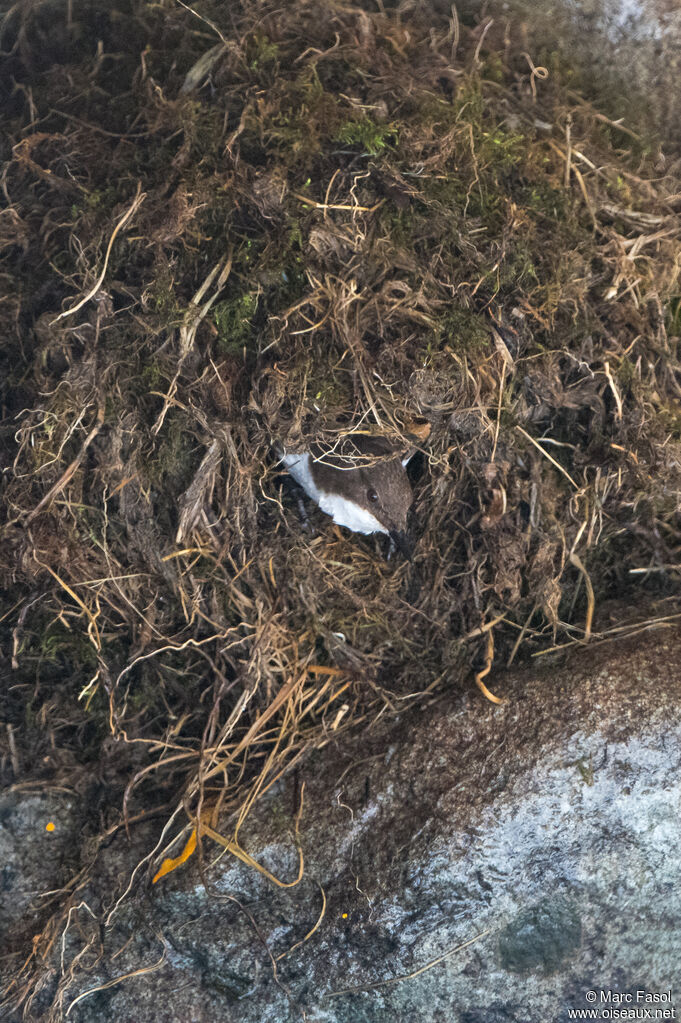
[4, 629, 680, 1021]
[468, 0, 681, 142]
[0, 792, 77, 952]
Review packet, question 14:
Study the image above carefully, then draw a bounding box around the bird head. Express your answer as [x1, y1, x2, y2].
[313, 437, 415, 554]
[351, 458, 414, 554]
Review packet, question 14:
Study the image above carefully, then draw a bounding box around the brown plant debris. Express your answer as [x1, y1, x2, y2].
[1, 0, 680, 1016]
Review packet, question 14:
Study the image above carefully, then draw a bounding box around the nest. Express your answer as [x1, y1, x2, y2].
[1, 0, 680, 1014]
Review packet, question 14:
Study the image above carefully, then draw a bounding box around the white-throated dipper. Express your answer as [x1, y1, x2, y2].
[280, 434, 414, 556]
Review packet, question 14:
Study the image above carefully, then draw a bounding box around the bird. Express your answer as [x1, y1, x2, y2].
[279, 434, 415, 557]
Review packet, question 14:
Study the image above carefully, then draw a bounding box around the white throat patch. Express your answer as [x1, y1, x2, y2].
[281, 452, 387, 535]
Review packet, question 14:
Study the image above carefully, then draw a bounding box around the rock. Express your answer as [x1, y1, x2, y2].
[469, 0, 681, 143]
[5, 627, 679, 1021]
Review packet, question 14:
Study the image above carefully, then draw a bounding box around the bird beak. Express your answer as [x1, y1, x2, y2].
[389, 530, 414, 560]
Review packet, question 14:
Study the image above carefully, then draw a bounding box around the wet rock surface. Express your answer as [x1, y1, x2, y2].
[4, 627, 680, 1021]
[0, 792, 78, 954]
[472, 0, 681, 141]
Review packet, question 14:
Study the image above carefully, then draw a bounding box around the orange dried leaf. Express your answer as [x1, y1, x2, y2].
[152, 829, 197, 884]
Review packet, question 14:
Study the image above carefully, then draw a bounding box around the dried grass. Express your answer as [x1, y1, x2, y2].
[1, 0, 680, 1015]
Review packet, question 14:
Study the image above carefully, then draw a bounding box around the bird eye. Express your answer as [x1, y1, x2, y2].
[367, 488, 379, 503]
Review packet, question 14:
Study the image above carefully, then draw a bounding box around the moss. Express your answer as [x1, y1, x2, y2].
[481, 51, 505, 85]
[310, 375, 352, 408]
[418, 139, 517, 226]
[667, 296, 681, 335]
[85, 185, 119, 211]
[433, 307, 492, 356]
[657, 404, 681, 440]
[521, 181, 570, 221]
[334, 116, 398, 155]
[257, 68, 344, 165]
[139, 361, 166, 391]
[269, 259, 307, 308]
[70, 185, 120, 221]
[146, 410, 197, 492]
[616, 356, 638, 390]
[38, 621, 99, 673]
[421, 176, 469, 216]
[176, 99, 229, 166]
[452, 79, 486, 124]
[214, 291, 260, 355]
[148, 271, 184, 325]
[478, 126, 526, 175]
[381, 206, 417, 249]
[498, 243, 539, 289]
[246, 33, 280, 69]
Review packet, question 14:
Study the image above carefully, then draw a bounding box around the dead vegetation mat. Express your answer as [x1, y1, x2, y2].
[1, 0, 681, 1015]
